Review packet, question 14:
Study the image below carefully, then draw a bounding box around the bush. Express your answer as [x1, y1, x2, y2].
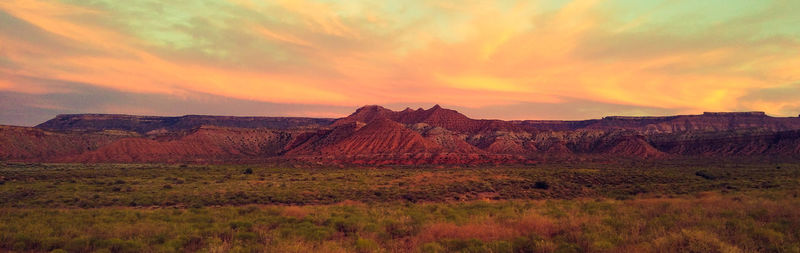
[94, 238, 142, 253]
[556, 242, 582, 253]
[383, 220, 415, 239]
[279, 221, 332, 242]
[12, 234, 38, 251]
[229, 221, 253, 231]
[651, 230, 740, 253]
[243, 168, 253, 175]
[695, 171, 717, 180]
[533, 181, 550, 190]
[421, 242, 444, 253]
[487, 241, 513, 252]
[235, 232, 257, 242]
[328, 216, 360, 235]
[354, 238, 379, 253]
[439, 239, 488, 252]
[64, 237, 91, 252]
[181, 235, 204, 252]
[512, 235, 555, 252]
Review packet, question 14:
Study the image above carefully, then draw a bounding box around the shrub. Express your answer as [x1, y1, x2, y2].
[92, 238, 142, 253]
[487, 241, 513, 253]
[533, 181, 550, 190]
[328, 216, 360, 235]
[438, 239, 488, 252]
[243, 168, 253, 175]
[421, 242, 444, 253]
[235, 232, 257, 242]
[354, 238, 379, 253]
[383, 220, 415, 239]
[40, 237, 65, 251]
[651, 229, 741, 253]
[109, 239, 143, 253]
[229, 221, 253, 231]
[512, 235, 556, 253]
[237, 206, 260, 215]
[695, 171, 717, 180]
[181, 235, 204, 252]
[13, 241, 27, 252]
[282, 206, 310, 219]
[556, 241, 582, 253]
[279, 221, 332, 242]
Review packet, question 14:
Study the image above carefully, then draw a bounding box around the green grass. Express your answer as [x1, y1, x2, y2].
[1, 192, 799, 252]
[1, 162, 800, 252]
[1, 162, 798, 208]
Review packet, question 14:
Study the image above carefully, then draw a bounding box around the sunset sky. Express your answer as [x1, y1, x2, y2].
[1, 0, 799, 126]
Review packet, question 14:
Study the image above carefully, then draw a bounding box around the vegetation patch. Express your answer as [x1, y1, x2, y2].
[0, 162, 799, 252]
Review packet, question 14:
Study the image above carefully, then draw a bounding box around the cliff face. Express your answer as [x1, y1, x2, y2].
[519, 112, 800, 133]
[650, 130, 800, 156]
[1, 105, 799, 164]
[37, 114, 335, 134]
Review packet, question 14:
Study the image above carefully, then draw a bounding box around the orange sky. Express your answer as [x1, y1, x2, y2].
[1, 0, 799, 125]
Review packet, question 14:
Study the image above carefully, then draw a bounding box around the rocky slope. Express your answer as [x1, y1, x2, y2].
[0, 125, 134, 161]
[1, 105, 799, 164]
[61, 126, 303, 163]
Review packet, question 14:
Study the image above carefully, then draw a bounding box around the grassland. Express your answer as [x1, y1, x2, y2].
[1, 162, 799, 252]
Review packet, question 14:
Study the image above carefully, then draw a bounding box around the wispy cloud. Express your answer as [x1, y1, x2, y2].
[0, 0, 798, 121]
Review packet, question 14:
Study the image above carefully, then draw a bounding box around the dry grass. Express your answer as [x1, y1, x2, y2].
[2, 163, 800, 252]
[649, 229, 744, 253]
[282, 206, 310, 219]
[510, 212, 558, 238]
[417, 221, 518, 242]
[2, 192, 800, 252]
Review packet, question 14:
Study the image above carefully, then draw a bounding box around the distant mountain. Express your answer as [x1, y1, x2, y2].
[2, 105, 800, 164]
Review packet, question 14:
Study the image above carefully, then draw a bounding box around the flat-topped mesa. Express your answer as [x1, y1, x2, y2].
[36, 114, 335, 133]
[602, 112, 768, 121]
[43, 114, 168, 123]
[703, 111, 766, 117]
[602, 116, 678, 121]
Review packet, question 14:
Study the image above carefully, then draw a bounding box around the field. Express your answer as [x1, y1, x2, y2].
[1, 162, 799, 252]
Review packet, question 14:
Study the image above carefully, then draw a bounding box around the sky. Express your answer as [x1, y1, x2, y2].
[1, 0, 799, 126]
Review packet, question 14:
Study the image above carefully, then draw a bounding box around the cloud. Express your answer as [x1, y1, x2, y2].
[383, 99, 687, 121]
[0, 76, 686, 126]
[0, 0, 798, 120]
[0, 77, 355, 126]
[738, 83, 800, 116]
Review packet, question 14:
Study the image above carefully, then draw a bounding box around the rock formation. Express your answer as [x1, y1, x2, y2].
[2, 105, 799, 164]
